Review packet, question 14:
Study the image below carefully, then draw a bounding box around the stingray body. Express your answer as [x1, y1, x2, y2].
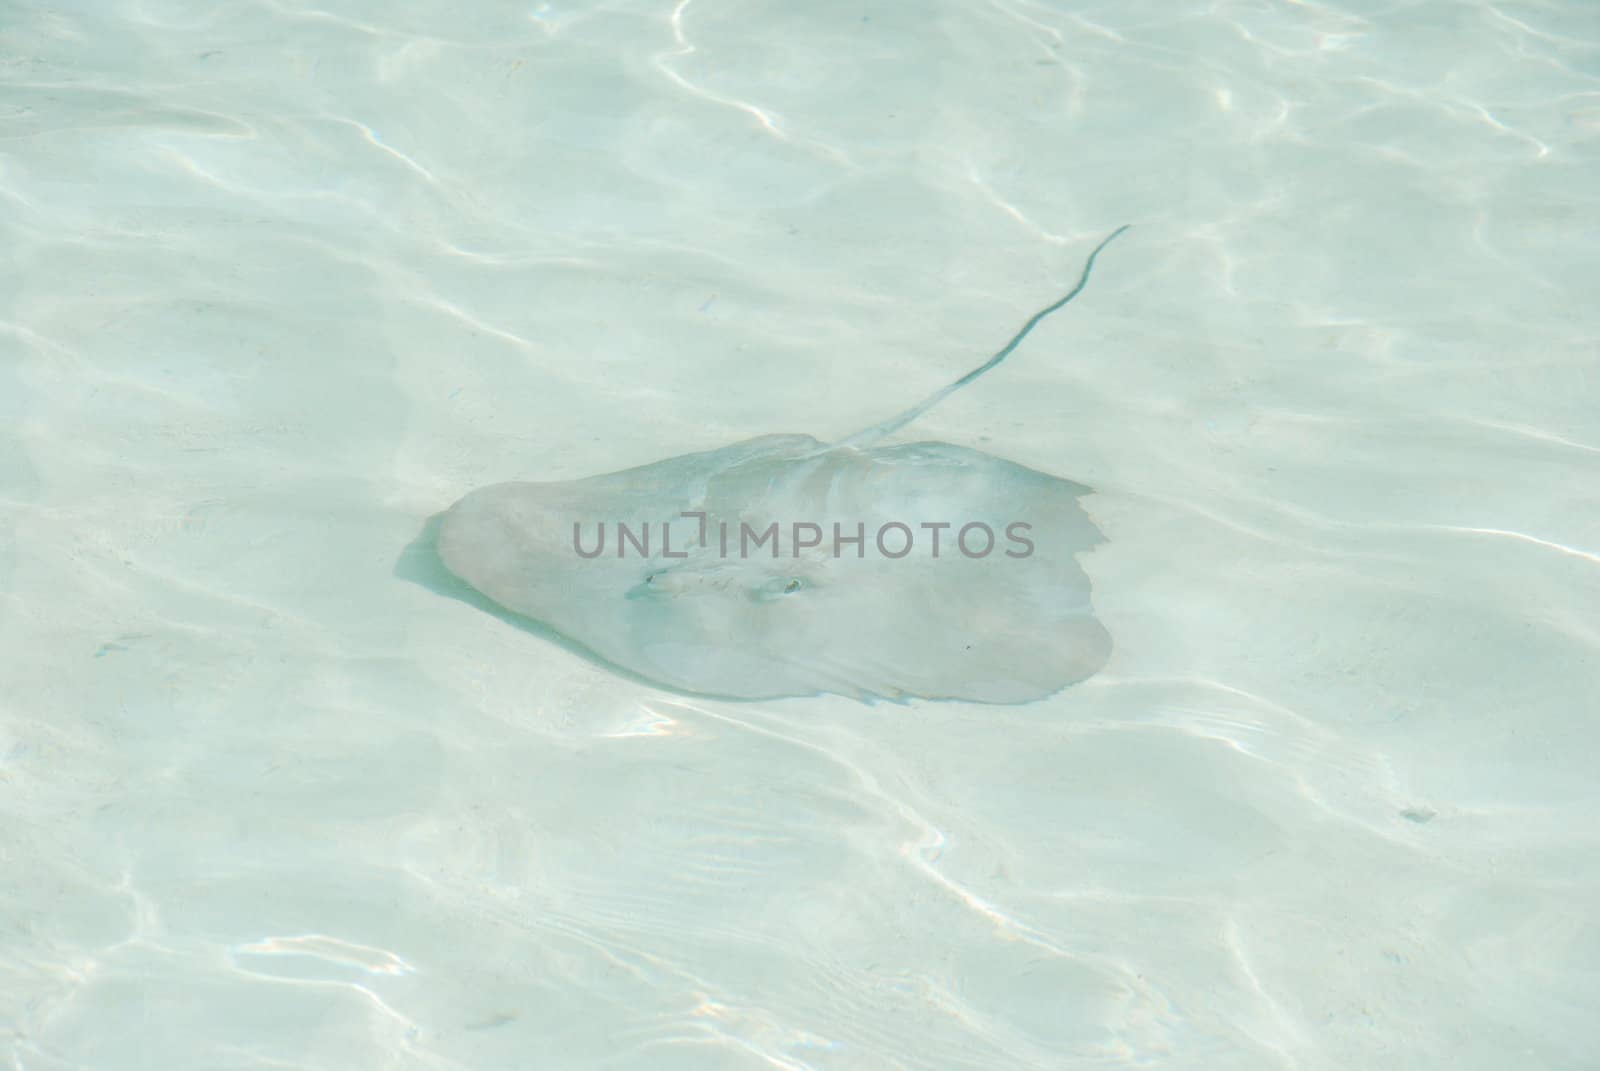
[436, 226, 1130, 703]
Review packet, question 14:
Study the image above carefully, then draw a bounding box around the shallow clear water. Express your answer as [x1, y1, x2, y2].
[3, 1, 1598, 1068]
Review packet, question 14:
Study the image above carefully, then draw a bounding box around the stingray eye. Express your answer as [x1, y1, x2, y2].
[625, 570, 668, 601]
[753, 576, 807, 602]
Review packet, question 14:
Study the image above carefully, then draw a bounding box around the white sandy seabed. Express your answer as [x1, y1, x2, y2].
[1, 1, 1597, 1069]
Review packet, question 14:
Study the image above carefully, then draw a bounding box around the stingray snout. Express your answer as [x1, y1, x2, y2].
[437, 482, 569, 594]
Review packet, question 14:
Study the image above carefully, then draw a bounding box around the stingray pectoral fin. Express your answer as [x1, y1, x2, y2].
[837, 602, 1110, 704]
[634, 641, 831, 701]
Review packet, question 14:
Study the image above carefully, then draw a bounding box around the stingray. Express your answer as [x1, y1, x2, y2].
[430, 226, 1131, 703]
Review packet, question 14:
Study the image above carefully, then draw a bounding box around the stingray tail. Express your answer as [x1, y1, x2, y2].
[835, 223, 1132, 450]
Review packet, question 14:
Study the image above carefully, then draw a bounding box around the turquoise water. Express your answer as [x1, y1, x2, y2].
[3, 1, 1598, 1067]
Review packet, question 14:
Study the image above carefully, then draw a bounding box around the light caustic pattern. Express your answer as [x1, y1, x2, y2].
[2, 0, 1598, 1069]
